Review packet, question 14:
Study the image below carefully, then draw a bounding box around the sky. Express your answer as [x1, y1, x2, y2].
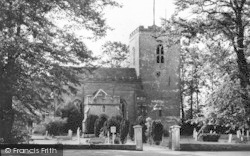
[84, 0, 176, 56]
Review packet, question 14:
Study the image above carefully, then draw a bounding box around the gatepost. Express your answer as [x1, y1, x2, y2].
[133, 125, 143, 151]
[171, 125, 181, 151]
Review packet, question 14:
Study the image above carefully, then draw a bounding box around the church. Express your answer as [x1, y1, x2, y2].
[64, 25, 181, 130]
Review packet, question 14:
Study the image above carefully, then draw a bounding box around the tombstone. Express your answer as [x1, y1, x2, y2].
[68, 129, 73, 139]
[247, 130, 249, 141]
[82, 121, 86, 132]
[171, 125, 181, 151]
[237, 130, 241, 138]
[45, 131, 48, 137]
[110, 126, 116, 144]
[133, 125, 143, 151]
[228, 134, 232, 143]
[77, 127, 81, 144]
[193, 128, 196, 139]
[107, 131, 110, 144]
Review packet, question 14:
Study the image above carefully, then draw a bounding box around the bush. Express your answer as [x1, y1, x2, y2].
[45, 118, 67, 136]
[85, 114, 99, 134]
[120, 119, 130, 144]
[201, 133, 220, 142]
[94, 114, 108, 137]
[7, 120, 30, 143]
[151, 121, 163, 145]
[105, 116, 121, 135]
[33, 123, 47, 135]
[129, 123, 135, 141]
[180, 121, 198, 136]
[60, 103, 83, 133]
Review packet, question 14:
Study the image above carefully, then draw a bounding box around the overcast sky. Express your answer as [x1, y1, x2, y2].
[84, 0, 176, 55]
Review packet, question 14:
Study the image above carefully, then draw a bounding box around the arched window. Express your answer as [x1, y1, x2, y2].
[156, 44, 164, 63]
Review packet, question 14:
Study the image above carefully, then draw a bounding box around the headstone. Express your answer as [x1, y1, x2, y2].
[228, 134, 232, 143]
[82, 121, 86, 133]
[133, 125, 143, 151]
[237, 130, 241, 138]
[68, 129, 73, 139]
[247, 130, 249, 140]
[194, 130, 198, 141]
[45, 131, 48, 137]
[193, 128, 196, 138]
[107, 131, 110, 144]
[111, 126, 116, 144]
[171, 125, 181, 151]
[77, 127, 81, 144]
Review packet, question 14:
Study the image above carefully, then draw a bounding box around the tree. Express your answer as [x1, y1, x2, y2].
[99, 41, 129, 68]
[0, 0, 120, 142]
[174, 0, 250, 119]
[205, 74, 247, 129]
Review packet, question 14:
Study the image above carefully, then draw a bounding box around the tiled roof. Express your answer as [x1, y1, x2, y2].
[81, 67, 140, 82]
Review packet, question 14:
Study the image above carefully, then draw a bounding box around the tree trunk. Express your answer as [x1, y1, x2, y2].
[0, 91, 14, 143]
[235, 13, 250, 116]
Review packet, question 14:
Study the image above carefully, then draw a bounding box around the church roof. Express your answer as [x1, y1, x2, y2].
[82, 68, 140, 82]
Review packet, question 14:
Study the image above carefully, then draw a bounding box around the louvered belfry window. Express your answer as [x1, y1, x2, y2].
[156, 44, 164, 63]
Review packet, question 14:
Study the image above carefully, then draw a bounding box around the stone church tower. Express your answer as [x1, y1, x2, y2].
[129, 25, 181, 127]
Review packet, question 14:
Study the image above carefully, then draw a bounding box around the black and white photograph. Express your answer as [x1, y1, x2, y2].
[0, 0, 250, 156]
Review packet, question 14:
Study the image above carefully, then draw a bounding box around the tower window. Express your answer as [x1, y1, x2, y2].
[156, 44, 164, 63]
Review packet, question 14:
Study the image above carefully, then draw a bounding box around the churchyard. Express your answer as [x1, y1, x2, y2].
[24, 114, 250, 151]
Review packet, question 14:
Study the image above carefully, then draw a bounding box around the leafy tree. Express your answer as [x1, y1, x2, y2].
[0, 0, 120, 142]
[205, 74, 248, 129]
[174, 0, 250, 121]
[99, 41, 129, 68]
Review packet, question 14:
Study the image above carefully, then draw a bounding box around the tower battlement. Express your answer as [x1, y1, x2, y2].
[129, 25, 160, 38]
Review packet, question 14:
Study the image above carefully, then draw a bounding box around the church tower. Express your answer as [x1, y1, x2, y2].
[129, 25, 181, 127]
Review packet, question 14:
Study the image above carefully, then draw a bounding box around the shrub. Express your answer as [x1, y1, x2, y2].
[7, 119, 30, 143]
[106, 116, 121, 135]
[33, 123, 47, 135]
[45, 118, 67, 136]
[85, 114, 99, 134]
[60, 103, 83, 133]
[129, 123, 135, 141]
[151, 121, 163, 145]
[120, 119, 130, 144]
[180, 121, 198, 136]
[201, 133, 220, 142]
[94, 114, 108, 137]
